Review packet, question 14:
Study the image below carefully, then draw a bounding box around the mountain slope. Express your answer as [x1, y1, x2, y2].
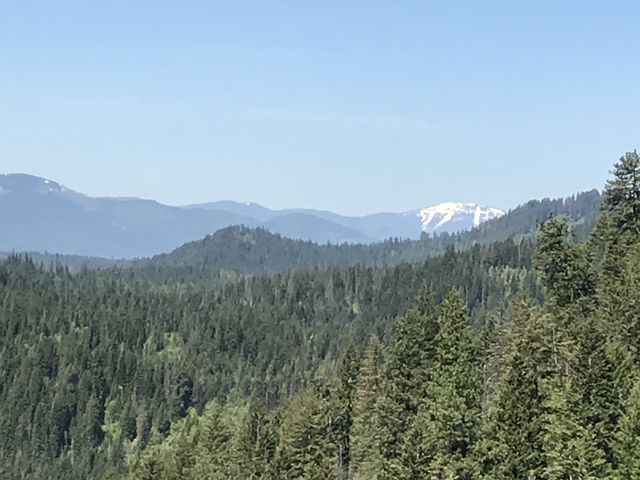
[187, 200, 504, 239]
[0, 173, 599, 259]
[262, 213, 372, 243]
[0, 174, 259, 258]
[140, 190, 601, 280]
[0, 173, 506, 257]
[417, 202, 504, 234]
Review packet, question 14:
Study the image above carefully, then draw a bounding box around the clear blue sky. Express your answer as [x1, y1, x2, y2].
[1, 1, 638, 215]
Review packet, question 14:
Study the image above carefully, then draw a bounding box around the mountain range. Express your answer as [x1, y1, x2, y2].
[0, 173, 504, 258]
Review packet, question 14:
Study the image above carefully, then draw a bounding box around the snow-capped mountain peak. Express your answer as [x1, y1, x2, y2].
[417, 202, 504, 234]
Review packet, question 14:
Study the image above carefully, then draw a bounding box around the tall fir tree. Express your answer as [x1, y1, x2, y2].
[614, 379, 640, 478]
[349, 337, 383, 480]
[535, 218, 595, 308]
[334, 345, 360, 478]
[401, 290, 481, 479]
[186, 403, 244, 480]
[591, 150, 640, 280]
[542, 378, 609, 480]
[481, 301, 550, 479]
[375, 286, 439, 479]
[602, 150, 640, 237]
[277, 381, 338, 480]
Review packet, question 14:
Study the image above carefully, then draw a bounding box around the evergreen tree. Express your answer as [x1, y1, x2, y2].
[591, 150, 640, 280]
[277, 381, 338, 480]
[535, 218, 595, 307]
[187, 403, 243, 480]
[482, 302, 549, 479]
[402, 290, 481, 479]
[349, 337, 383, 480]
[603, 150, 640, 236]
[542, 379, 609, 480]
[0, 152, 635, 480]
[334, 345, 360, 477]
[614, 379, 640, 478]
[375, 286, 439, 479]
[236, 405, 278, 479]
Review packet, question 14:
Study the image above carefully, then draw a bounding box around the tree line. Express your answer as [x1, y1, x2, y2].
[127, 151, 640, 479]
[0, 152, 636, 479]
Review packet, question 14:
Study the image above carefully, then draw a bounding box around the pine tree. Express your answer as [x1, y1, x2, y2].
[187, 402, 242, 480]
[334, 345, 360, 477]
[482, 302, 550, 479]
[603, 150, 640, 237]
[277, 381, 338, 480]
[397, 408, 441, 479]
[542, 379, 609, 480]
[375, 286, 439, 479]
[572, 312, 622, 466]
[349, 337, 383, 480]
[405, 290, 481, 479]
[614, 379, 640, 478]
[535, 218, 595, 308]
[591, 150, 640, 280]
[596, 243, 640, 363]
[530, 214, 618, 476]
[131, 443, 179, 480]
[236, 405, 278, 479]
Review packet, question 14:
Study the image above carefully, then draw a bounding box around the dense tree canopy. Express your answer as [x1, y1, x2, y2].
[2, 155, 640, 479]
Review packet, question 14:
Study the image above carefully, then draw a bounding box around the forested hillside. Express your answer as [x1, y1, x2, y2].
[0, 235, 536, 479]
[0, 189, 598, 277]
[0, 173, 577, 257]
[1, 153, 637, 480]
[123, 151, 640, 479]
[138, 189, 600, 281]
[0, 251, 128, 270]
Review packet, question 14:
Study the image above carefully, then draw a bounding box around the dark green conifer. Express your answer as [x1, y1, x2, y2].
[277, 381, 338, 480]
[405, 290, 481, 479]
[375, 286, 439, 479]
[349, 337, 383, 480]
[614, 379, 640, 478]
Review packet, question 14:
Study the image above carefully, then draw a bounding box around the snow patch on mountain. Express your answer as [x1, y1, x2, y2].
[0, 173, 68, 195]
[417, 202, 504, 234]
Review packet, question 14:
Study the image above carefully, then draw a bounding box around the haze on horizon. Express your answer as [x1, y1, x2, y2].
[1, 1, 639, 216]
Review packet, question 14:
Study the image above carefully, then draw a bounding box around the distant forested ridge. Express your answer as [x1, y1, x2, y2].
[0, 234, 537, 479]
[3, 152, 638, 480]
[125, 151, 640, 479]
[0, 251, 130, 270]
[1, 189, 599, 278]
[136, 189, 600, 281]
[0, 171, 600, 257]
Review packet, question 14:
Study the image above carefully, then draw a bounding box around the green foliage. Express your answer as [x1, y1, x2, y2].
[542, 381, 609, 480]
[483, 303, 549, 479]
[133, 188, 600, 282]
[0, 237, 535, 479]
[6, 154, 640, 479]
[401, 290, 481, 479]
[535, 218, 595, 306]
[349, 338, 382, 480]
[376, 286, 440, 478]
[603, 150, 640, 236]
[277, 380, 339, 480]
[614, 380, 640, 478]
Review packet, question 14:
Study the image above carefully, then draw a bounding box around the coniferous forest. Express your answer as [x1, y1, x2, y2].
[2, 152, 640, 479]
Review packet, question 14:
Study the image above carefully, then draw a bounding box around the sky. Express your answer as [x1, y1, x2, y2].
[1, 1, 639, 215]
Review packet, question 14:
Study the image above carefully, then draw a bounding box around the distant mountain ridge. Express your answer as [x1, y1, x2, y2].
[187, 200, 505, 238]
[141, 189, 602, 279]
[0, 174, 260, 258]
[0, 173, 506, 258]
